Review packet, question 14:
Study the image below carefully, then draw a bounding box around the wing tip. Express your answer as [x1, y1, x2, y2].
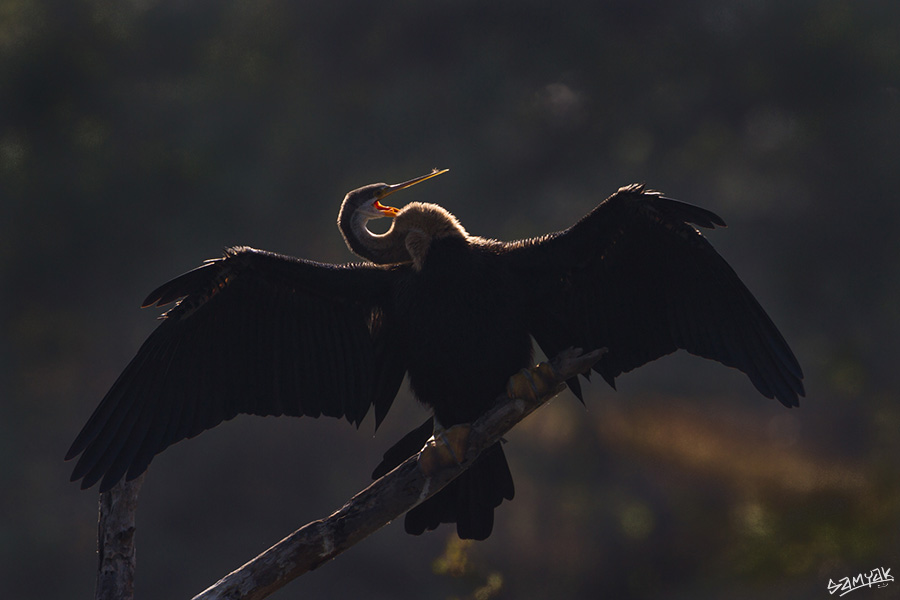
[64, 443, 83, 462]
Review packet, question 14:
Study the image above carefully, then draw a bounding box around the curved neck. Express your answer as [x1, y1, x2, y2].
[338, 205, 411, 264]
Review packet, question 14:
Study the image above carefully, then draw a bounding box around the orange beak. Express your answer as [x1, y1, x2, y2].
[373, 200, 400, 217]
[373, 168, 449, 215]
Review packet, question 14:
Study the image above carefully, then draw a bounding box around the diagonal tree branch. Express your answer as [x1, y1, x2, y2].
[190, 347, 603, 600]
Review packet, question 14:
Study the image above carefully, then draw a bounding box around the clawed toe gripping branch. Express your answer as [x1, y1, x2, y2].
[94, 347, 604, 600]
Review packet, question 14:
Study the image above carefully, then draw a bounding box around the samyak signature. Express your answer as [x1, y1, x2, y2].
[827, 567, 893, 596]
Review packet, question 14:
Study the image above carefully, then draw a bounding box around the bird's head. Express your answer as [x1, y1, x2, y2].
[342, 168, 449, 222]
[338, 168, 451, 264]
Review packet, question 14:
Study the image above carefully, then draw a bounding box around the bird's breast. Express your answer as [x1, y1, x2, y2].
[396, 243, 533, 425]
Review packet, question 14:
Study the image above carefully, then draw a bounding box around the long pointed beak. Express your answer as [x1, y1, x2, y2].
[376, 168, 449, 203]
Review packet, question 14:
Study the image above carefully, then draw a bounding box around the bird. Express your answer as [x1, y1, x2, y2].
[66, 169, 804, 540]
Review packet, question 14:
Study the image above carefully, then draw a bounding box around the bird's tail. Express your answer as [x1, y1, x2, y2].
[372, 418, 515, 540]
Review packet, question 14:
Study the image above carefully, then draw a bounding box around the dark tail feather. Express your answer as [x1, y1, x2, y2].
[372, 420, 515, 540]
[406, 442, 514, 540]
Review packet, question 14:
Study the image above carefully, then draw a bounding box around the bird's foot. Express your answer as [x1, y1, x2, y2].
[418, 424, 471, 476]
[506, 361, 563, 402]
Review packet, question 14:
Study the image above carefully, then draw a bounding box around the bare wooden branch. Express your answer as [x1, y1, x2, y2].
[96, 474, 144, 600]
[192, 347, 604, 600]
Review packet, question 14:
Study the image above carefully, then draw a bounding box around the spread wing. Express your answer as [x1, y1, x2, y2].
[66, 246, 407, 491]
[504, 184, 804, 406]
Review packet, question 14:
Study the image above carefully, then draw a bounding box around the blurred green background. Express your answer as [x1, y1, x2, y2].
[2, 1, 898, 598]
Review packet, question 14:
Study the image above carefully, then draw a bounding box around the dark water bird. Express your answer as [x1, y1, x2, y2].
[66, 169, 804, 540]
